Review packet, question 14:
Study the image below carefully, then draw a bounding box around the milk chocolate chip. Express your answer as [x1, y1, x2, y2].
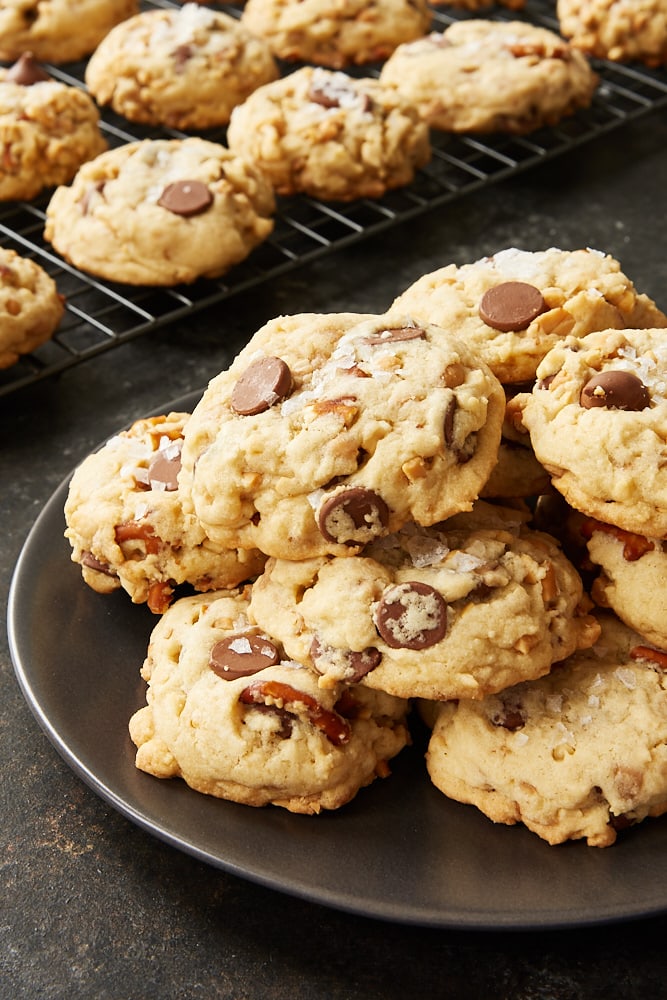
[5, 52, 51, 84]
[231, 356, 293, 415]
[479, 281, 547, 332]
[579, 370, 650, 411]
[363, 325, 426, 344]
[147, 446, 181, 491]
[318, 487, 389, 544]
[158, 180, 213, 217]
[310, 636, 381, 681]
[374, 581, 447, 650]
[209, 634, 280, 680]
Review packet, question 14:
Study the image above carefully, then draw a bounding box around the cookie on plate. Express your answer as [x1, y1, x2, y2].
[240, 0, 431, 68]
[249, 501, 600, 700]
[0, 0, 138, 63]
[0, 245, 64, 368]
[85, 4, 279, 131]
[129, 589, 410, 812]
[0, 55, 108, 201]
[516, 327, 667, 538]
[558, 0, 667, 67]
[426, 613, 667, 846]
[379, 20, 598, 134]
[64, 412, 267, 614]
[180, 312, 506, 560]
[44, 137, 275, 286]
[580, 518, 667, 649]
[391, 247, 667, 384]
[226, 66, 431, 202]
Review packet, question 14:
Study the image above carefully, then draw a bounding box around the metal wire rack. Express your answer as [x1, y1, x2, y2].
[1, 0, 666, 398]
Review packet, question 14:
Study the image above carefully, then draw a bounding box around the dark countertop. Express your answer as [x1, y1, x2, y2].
[2, 109, 667, 999]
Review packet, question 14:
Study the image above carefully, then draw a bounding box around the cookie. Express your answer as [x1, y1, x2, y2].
[43, 137, 275, 286]
[426, 613, 667, 846]
[0, 245, 64, 368]
[129, 589, 410, 813]
[391, 247, 667, 384]
[517, 327, 667, 538]
[0, 0, 138, 63]
[85, 4, 279, 131]
[0, 55, 108, 201]
[558, 0, 667, 66]
[580, 518, 667, 649]
[249, 501, 600, 700]
[378, 20, 598, 134]
[240, 0, 431, 68]
[480, 387, 551, 498]
[226, 66, 431, 202]
[64, 412, 267, 614]
[179, 312, 506, 561]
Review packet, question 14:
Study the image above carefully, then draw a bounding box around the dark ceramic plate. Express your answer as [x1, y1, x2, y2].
[8, 391, 667, 930]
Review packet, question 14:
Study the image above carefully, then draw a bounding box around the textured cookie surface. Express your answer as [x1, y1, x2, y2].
[44, 137, 275, 285]
[64, 412, 266, 613]
[180, 312, 506, 560]
[129, 589, 410, 812]
[240, 0, 431, 67]
[85, 4, 279, 130]
[426, 613, 667, 846]
[558, 0, 667, 66]
[0, 246, 64, 368]
[249, 501, 600, 700]
[379, 20, 598, 134]
[518, 327, 667, 538]
[392, 247, 667, 384]
[226, 66, 431, 201]
[0, 0, 138, 63]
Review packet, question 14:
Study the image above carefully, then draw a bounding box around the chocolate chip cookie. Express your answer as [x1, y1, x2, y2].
[0, 245, 64, 368]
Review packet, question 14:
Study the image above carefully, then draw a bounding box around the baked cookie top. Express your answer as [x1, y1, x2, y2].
[391, 247, 667, 384]
[85, 4, 279, 130]
[64, 412, 267, 613]
[558, 0, 667, 66]
[226, 66, 431, 202]
[249, 501, 600, 700]
[0, 0, 138, 63]
[379, 19, 598, 134]
[0, 60, 108, 201]
[129, 589, 410, 813]
[517, 327, 667, 537]
[0, 245, 64, 368]
[43, 137, 275, 286]
[240, 0, 431, 68]
[180, 312, 506, 560]
[426, 613, 667, 846]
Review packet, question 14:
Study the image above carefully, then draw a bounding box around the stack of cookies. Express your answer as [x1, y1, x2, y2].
[64, 246, 667, 846]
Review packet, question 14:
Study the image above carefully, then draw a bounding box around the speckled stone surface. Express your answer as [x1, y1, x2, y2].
[2, 110, 667, 998]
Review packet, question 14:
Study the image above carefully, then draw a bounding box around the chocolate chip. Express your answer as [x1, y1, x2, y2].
[363, 325, 426, 344]
[491, 705, 525, 731]
[81, 551, 116, 576]
[479, 281, 547, 332]
[5, 52, 51, 85]
[579, 370, 650, 411]
[318, 487, 389, 544]
[230, 356, 293, 415]
[147, 447, 181, 491]
[374, 581, 447, 650]
[307, 79, 372, 113]
[209, 634, 280, 680]
[157, 180, 213, 217]
[444, 398, 456, 447]
[310, 636, 381, 681]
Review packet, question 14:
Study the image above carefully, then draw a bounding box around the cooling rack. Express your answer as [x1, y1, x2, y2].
[1, 0, 666, 398]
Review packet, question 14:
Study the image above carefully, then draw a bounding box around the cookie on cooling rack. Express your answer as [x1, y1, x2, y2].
[43, 137, 275, 286]
[226, 66, 431, 201]
[179, 311, 505, 560]
[558, 0, 667, 67]
[391, 247, 667, 384]
[129, 589, 410, 813]
[0, 245, 64, 368]
[85, 4, 279, 131]
[379, 19, 598, 134]
[64, 411, 267, 614]
[239, 0, 431, 68]
[0, 55, 107, 202]
[426, 613, 667, 847]
[0, 0, 138, 63]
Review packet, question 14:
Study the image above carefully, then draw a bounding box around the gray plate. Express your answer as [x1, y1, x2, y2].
[8, 391, 667, 929]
